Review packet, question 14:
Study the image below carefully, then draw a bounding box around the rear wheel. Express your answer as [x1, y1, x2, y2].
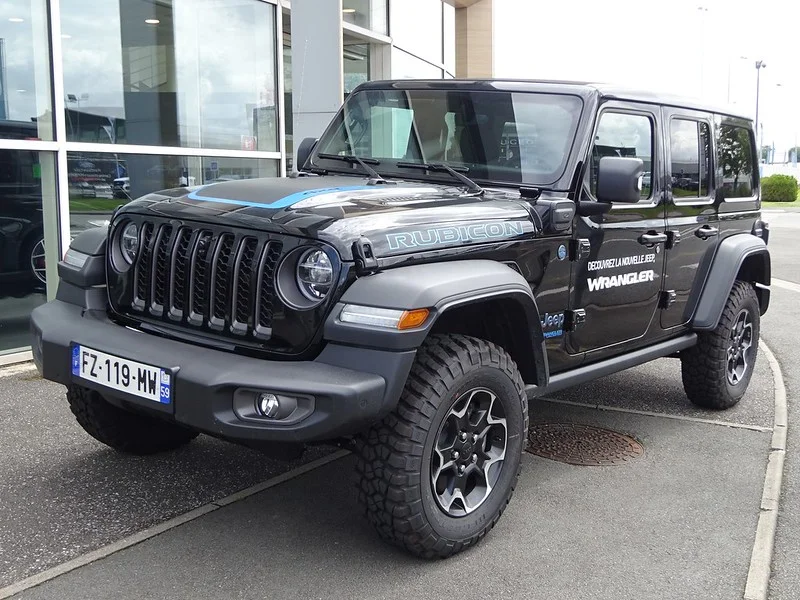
[355, 334, 527, 558]
[67, 385, 198, 454]
[681, 281, 760, 409]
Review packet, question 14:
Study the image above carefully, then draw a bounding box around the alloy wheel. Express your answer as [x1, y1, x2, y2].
[727, 308, 753, 386]
[430, 387, 507, 517]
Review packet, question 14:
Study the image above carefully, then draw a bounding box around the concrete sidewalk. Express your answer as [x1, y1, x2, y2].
[9, 383, 774, 599]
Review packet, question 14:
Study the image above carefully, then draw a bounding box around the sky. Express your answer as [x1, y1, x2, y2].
[495, 0, 800, 159]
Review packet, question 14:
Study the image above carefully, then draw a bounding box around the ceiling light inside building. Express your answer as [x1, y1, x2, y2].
[144, 18, 160, 24]
[61, 33, 72, 39]
[9, 17, 24, 23]
[342, 8, 356, 13]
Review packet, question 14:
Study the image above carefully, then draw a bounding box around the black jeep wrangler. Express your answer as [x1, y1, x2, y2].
[31, 80, 770, 558]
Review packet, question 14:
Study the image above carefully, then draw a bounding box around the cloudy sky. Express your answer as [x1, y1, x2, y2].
[495, 0, 800, 158]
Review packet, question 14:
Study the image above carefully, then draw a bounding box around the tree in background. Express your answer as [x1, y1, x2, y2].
[719, 126, 753, 194]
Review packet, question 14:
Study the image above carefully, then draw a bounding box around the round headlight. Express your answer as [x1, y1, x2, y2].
[296, 249, 333, 301]
[120, 222, 139, 264]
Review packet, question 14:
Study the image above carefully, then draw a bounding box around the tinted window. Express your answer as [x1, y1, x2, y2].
[589, 112, 653, 200]
[717, 124, 755, 198]
[316, 89, 584, 186]
[670, 119, 711, 198]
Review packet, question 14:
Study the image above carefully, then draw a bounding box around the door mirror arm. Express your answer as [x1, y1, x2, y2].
[578, 200, 613, 216]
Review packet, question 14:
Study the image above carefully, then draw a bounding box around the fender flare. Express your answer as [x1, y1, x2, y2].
[324, 260, 549, 386]
[692, 234, 770, 331]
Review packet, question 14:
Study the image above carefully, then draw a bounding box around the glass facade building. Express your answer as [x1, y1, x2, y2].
[0, 0, 477, 357]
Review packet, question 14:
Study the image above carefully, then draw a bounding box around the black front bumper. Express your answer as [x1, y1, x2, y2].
[31, 300, 415, 444]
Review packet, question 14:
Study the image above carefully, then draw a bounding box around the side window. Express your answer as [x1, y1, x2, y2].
[670, 119, 711, 199]
[589, 112, 654, 200]
[716, 124, 755, 198]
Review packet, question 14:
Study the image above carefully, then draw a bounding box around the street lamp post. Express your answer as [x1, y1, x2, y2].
[755, 60, 766, 150]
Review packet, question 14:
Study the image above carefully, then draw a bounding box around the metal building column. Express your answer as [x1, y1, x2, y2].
[290, 0, 344, 167]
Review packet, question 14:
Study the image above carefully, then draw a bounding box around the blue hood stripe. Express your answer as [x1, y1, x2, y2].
[186, 185, 375, 209]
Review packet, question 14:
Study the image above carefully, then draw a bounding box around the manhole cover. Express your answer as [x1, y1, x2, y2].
[527, 423, 644, 466]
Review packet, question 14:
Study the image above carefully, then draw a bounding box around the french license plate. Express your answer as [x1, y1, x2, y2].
[71, 344, 172, 404]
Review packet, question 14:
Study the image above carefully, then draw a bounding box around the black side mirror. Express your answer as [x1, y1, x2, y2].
[296, 137, 318, 172]
[596, 157, 645, 204]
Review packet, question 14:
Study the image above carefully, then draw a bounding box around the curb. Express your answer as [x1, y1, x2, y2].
[744, 341, 788, 600]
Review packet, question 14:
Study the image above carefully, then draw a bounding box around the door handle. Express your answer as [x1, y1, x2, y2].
[696, 225, 719, 240]
[638, 232, 668, 245]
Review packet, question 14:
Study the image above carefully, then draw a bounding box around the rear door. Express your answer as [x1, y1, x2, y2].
[569, 102, 667, 354]
[660, 107, 719, 328]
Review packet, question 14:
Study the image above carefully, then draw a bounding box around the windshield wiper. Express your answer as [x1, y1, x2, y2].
[396, 162, 484, 196]
[317, 153, 393, 185]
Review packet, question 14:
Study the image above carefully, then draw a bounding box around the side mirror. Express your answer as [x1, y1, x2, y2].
[296, 137, 318, 172]
[596, 157, 645, 204]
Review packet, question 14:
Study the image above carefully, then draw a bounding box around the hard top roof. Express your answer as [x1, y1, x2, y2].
[358, 79, 752, 122]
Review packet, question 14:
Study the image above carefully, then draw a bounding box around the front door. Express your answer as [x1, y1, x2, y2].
[660, 107, 719, 328]
[569, 104, 667, 354]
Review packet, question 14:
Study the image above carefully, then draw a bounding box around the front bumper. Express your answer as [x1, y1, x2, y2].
[31, 299, 415, 444]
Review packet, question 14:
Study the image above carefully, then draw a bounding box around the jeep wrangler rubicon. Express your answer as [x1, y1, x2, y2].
[31, 80, 770, 558]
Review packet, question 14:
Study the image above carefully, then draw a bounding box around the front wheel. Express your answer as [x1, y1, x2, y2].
[67, 385, 199, 454]
[355, 334, 528, 558]
[681, 281, 760, 409]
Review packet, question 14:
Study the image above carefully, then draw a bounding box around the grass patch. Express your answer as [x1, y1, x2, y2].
[69, 197, 125, 212]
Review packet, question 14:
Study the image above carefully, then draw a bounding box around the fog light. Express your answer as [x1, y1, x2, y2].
[256, 393, 280, 418]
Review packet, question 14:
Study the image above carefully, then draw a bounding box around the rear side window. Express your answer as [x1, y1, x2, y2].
[717, 124, 755, 198]
[589, 112, 654, 200]
[670, 119, 711, 199]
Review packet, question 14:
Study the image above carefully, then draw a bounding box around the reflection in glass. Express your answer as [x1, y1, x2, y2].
[344, 44, 370, 94]
[343, 0, 388, 34]
[0, 150, 53, 353]
[590, 112, 653, 199]
[670, 119, 711, 198]
[717, 124, 755, 198]
[60, 0, 278, 150]
[67, 152, 278, 233]
[0, 0, 53, 140]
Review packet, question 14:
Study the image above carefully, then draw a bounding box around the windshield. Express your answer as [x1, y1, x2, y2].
[313, 88, 584, 187]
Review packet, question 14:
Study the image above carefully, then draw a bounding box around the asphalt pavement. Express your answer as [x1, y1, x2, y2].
[0, 209, 795, 599]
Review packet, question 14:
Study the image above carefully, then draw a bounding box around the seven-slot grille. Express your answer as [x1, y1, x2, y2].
[125, 221, 283, 340]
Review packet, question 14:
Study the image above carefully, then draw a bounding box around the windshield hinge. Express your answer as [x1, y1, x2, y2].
[352, 237, 380, 275]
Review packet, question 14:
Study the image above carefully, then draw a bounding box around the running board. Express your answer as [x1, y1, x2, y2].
[528, 333, 697, 397]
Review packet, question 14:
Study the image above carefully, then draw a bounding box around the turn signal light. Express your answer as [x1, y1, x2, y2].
[398, 308, 430, 330]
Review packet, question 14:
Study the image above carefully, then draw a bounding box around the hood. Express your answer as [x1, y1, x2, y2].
[118, 175, 539, 260]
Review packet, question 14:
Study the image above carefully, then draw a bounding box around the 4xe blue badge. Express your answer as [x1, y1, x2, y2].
[557, 244, 567, 261]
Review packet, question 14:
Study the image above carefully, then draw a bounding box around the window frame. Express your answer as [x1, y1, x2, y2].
[583, 104, 660, 209]
[666, 112, 715, 206]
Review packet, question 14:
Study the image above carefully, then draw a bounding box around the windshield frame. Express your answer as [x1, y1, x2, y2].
[309, 85, 587, 190]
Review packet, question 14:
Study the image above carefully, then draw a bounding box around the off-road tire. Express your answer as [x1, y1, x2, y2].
[67, 385, 198, 454]
[355, 334, 528, 558]
[681, 281, 760, 409]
